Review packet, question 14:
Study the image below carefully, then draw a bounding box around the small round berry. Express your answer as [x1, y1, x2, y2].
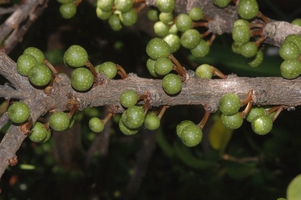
[195, 64, 212, 79]
[154, 57, 173, 76]
[29, 122, 49, 143]
[120, 90, 138, 108]
[248, 50, 264, 68]
[28, 64, 52, 87]
[292, 18, 301, 27]
[96, 7, 112, 20]
[71, 67, 94, 91]
[147, 9, 159, 21]
[280, 59, 301, 79]
[180, 124, 203, 147]
[214, 0, 231, 8]
[221, 113, 243, 129]
[8, 102, 30, 124]
[246, 107, 265, 122]
[180, 29, 201, 49]
[279, 41, 300, 61]
[144, 113, 160, 130]
[59, 3, 77, 19]
[97, 0, 114, 11]
[119, 119, 139, 135]
[159, 12, 173, 24]
[190, 39, 210, 58]
[89, 117, 105, 133]
[120, 8, 138, 26]
[49, 112, 70, 131]
[146, 58, 159, 77]
[115, 0, 133, 13]
[175, 13, 192, 32]
[176, 120, 195, 138]
[155, 0, 175, 13]
[23, 47, 45, 64]
[237, 0, 259, 20]
[162, 73, 182, 95]
[95, 61, 117, 79]
[251, 115, 273, 135]
[232, 25, 250, 44]
[121, 106, 145, 129]
[108, 14, 123, 31]
[16, 54, 37, 76]
[240, 41, 258, 58]
[154, 21, 169, 37]
[219, 93, 241, 115]
[146, 38, 171, 60]
[189, 7, 203, 21]
[64, 45, 88, 68]
[163, 34, 181, 53]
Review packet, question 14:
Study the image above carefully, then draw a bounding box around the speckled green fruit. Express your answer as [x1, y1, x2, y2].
[59, 3, 77, 19]
[89, 117, 105, 133]
[219, 93, 241, 115]
[195, 64, 212, 79]
[163, 34, 181, 53]
[246, 107, 265, 122]
[115, 0, 133, 12]
[280, 59, 301, 79]
[23, 47, 45, 64]
[162, 73, 182, 95]
[180, 29, 201, 49]
[189, 6, 203, 21]
[119, 119, 139, 135]
[49, 112, 70, 131]
[64, 45, 88, 67]
[97, 0, 114, 11]
[146, 38, 171, 60]
[190, 39, 210, 58]
[8, 102, 30, 124]
[154, 57, 173, 76]
[29, 122, 49, 143]
[120, 8, 138, 26]
[95, 61, 117, 79]
[251, 115, 273, 135]
[214, 0, 231, 8]
[71, 67, 94, 91]
[120, 90, 138, 108]
[279, 41, 300, 61]
[221, 113, 243, 129]
[28, 64, 52, 87]
[121, 106, 145, 129]
[155, 0, 175, 13]
[180, 124, 203, 147]
[17, 54, 37, 76]
[175, 13, 192, 32]
[176, 120, 195, 138]
[237, 0, 259, 20]
[144, 113, 160, 130]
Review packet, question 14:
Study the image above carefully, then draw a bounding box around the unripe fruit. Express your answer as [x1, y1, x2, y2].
[121, 106, 145, 129]
[219, 93, 241, 115]
[49, 112, 70, 131]
[162, 73, 182, 95]
[251, 115, 273, 135]
[17, 54, 37, 76]
[176, 120, 195, 138]
[119, 119, 139, 135]
[155, 0, 175, 13]
[64, 45, 88, 67]
[120, 90, 138, 108]
[59, 3, 77, 19]
[144, 113, 160, 130]
[95, 61, 117, 79]
[180, 124, 203, 147]
[8, 102, 30, 124]
[195, 64, 212, 79]
[237, 0, 259, 20]
[146, 38, 171, 60]
[71, 67, 94, 91]
[29, 122, 49, 143]
[28, 64, 52, 87]
[23, 47, 45, 64]
[221, 113, 243, 129]
[89, 117, 105, 133]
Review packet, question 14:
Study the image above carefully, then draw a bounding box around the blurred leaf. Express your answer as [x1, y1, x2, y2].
[287, 174, 301, 200]
[209, 116, 233, 155]
[224, 160, 256, 180]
